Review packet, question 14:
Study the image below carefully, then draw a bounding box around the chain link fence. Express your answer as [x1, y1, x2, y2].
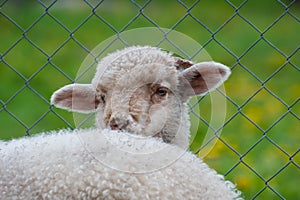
[0, 0, 299, 199]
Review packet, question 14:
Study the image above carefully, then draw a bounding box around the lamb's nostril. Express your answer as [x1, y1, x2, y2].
[109, 119, 128, 131]
[110, 122, 121, 130]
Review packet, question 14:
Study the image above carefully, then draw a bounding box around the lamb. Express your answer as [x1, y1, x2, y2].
[0, 46, 242, 199]
[52, 46, 231, 148]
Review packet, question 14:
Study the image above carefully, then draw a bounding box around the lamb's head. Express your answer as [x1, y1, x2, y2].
[51, 46, 230, 146]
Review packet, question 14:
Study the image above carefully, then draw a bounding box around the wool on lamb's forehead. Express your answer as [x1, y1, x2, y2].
[92, 46, 179, 89]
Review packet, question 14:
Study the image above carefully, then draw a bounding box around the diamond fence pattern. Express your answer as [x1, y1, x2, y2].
[0, 0, 299, 199]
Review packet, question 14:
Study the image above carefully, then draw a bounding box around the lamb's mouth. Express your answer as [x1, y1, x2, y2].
[108, 124, 171, 142]
[153, 131, 173, 143]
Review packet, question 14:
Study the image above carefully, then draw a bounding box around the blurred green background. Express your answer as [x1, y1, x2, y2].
[0, 0, 299, 199]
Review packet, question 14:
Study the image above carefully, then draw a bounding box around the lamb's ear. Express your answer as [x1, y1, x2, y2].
[51, 84, 99, 113]
[178, 61, 231, 102]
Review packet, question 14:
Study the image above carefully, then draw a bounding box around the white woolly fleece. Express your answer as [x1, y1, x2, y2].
[91, 46, 176, 88]
[0, 129, 242, 200]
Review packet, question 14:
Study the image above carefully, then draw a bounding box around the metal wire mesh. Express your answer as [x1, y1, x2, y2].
[0, 0, 299, 199]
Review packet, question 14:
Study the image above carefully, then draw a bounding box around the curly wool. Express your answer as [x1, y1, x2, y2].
[0, 129, 242, 200]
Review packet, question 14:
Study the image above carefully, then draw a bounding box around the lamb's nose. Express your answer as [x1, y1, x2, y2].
[109, 117, 128, 130]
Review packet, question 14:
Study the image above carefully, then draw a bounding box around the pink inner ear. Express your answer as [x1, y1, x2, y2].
[195, 67, 227, 93]
[179, 62, 231, 100]
[189, 72, 208, 94]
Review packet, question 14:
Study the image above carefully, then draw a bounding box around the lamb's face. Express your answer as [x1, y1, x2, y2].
[51, 46, 231, 145]
[94, 62, 182, 142]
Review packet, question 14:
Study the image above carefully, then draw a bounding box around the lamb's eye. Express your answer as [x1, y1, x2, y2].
[100, 94, 106, 103]
[156, 88, 167, 96]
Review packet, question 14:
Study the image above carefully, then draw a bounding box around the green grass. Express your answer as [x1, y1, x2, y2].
[0, 0, 299, 199]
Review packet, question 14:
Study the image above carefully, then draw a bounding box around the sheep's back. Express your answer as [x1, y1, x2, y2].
[0, 129, 241, 200]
